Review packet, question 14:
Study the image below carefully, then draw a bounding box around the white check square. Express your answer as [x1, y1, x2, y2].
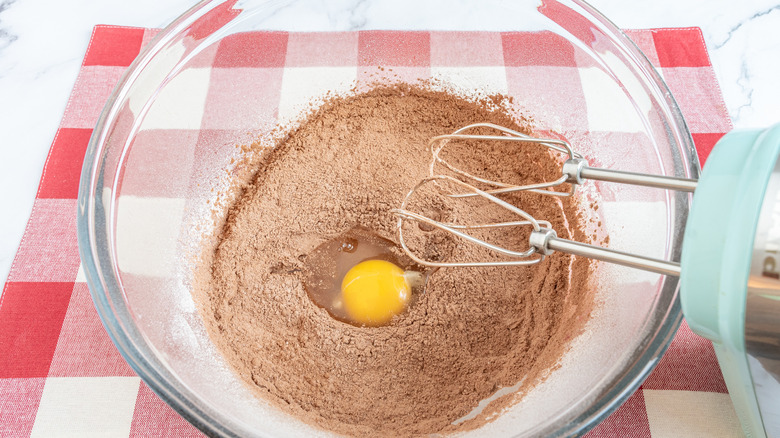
[115, 195, 186, 277]
[30, 377, 141, 438]
[138, 68, 211, 130]
[643, 389, 742, 438]
[580, 56, 651, 133]
[278, 67, 357, 123]
[431, 66, 508, 94]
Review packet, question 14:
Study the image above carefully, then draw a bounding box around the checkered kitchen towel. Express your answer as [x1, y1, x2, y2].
[0, 9, 739, 438]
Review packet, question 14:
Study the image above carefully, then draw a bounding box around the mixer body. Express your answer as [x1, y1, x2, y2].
[745, 155, 780, 437]
[681, 125, 780, 438]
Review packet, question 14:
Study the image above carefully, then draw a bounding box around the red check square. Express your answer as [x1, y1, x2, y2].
[120, 129, 199, 197]
[539, 0, 597, 45]
[358, 31, 430, 67]
[184, 129, 256, 209]
[48, 283, 135, 377]
[692, 133, 726, 166]
[37, 128, 92, 199]
[187, 0, 241, 41]
[286, 32, 359, 67]
[505, 66, 589, 132]
[430, 32, 504, 66]
[83, 26, 145, 67]
[357, 66, 430, 88]
[202, 67, 284, 130]
[660, 67, 732, 133]
[191, 129, 251, 180]
[61, 66, 128, 129]
[0, 378, 46, 437]
[0, 282, 74, 378]
[623, 30, 661, 67]
[642, 321, 728, 393]
[584, 390, 651, 437]
[129, 383, 203, 437]
[652, 28, 711, 68]
[213, 31, 288, 68]
[7, 199, 80, 282]
[502, 31, 577, 67]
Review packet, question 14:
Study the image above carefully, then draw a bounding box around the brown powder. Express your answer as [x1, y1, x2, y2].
[193, 84, 594, 437]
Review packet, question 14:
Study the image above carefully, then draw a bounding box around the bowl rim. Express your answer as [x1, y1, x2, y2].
[77, 0, 699, 436]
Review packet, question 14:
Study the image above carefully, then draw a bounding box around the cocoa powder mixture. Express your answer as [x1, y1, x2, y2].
[194, 84, 594, 437]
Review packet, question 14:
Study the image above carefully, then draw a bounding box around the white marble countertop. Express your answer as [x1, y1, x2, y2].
[1, 0, 779, 285]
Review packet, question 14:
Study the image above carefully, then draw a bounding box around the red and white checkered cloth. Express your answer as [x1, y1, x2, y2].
[0, 22, 740, 437]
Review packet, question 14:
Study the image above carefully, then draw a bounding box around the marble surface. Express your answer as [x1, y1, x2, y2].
[0, 0, 778, 285]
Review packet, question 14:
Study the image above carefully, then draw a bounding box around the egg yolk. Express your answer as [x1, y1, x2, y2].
[341, 260, 411, 326]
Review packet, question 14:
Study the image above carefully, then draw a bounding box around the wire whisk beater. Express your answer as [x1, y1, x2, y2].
[392, 123, 697, 276]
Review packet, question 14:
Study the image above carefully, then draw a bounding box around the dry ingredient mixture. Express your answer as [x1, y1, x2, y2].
[193, 84, 594, 437]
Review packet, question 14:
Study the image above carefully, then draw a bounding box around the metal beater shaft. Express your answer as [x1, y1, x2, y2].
[529, 228, 681, 277]
[577, 164, 697, 193]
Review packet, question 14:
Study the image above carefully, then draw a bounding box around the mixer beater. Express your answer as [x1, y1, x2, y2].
[392, 122, 697, 277]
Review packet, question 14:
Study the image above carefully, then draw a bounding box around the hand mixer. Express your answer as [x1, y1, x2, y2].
[393, 123, 780, 438]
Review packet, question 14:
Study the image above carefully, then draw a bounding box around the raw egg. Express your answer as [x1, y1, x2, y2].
[341, 260, 411, 326]
[302, 228, 426, 326]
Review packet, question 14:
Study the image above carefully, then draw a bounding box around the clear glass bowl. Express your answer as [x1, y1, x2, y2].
[77, 0, 698, 436]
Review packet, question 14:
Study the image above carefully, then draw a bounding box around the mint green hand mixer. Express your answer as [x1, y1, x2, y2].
[394, 122, 780, 438]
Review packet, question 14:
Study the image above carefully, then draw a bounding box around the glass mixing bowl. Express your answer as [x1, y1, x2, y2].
[77, 0, 699, 436]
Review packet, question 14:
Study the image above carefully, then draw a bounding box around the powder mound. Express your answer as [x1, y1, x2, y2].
[194, 84, 594, 437]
